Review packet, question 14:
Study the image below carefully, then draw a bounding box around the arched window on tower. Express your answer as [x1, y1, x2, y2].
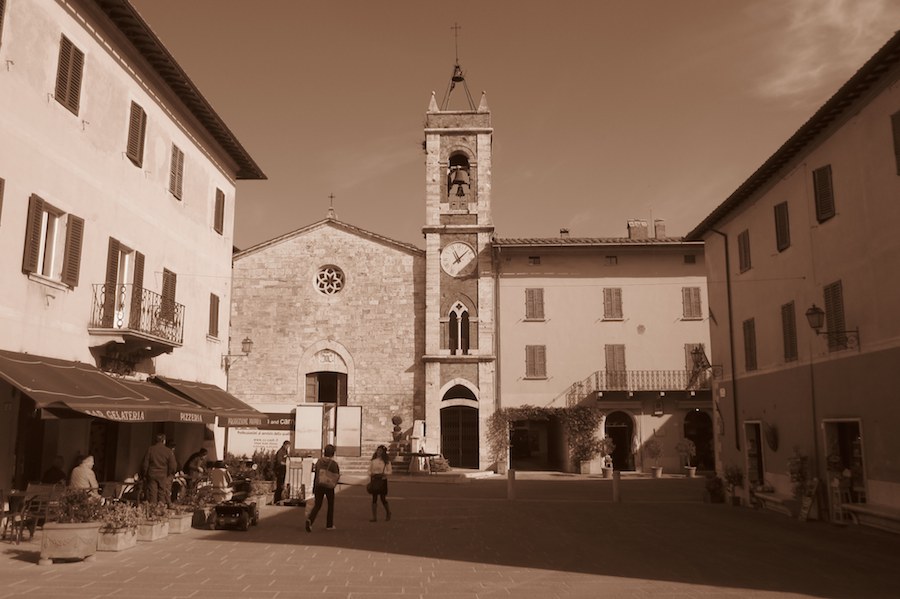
[449, 302, 470, 355]
[447, 154, 470, 211]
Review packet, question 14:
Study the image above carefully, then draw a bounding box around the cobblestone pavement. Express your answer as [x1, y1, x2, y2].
[1, 473, 898, 598]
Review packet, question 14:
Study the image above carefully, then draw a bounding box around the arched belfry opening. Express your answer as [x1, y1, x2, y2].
[449, 301, 470, 355]
[447, 154, 471, 210]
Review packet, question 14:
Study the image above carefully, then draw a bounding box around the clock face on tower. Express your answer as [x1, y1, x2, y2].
[440, 241, 477, 277]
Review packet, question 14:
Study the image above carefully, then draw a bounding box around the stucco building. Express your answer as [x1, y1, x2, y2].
[687, 31, 900, 517]
[0, 0, 264, 488]
[229, 74, 712, 474]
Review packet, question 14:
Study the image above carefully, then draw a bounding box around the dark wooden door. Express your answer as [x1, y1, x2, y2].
[441, 406, 479, 469]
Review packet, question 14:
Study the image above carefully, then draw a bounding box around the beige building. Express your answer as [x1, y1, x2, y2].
[229, 74, 712, 473]
[687, 31, 900, 518]
[0, 0, 264, 488]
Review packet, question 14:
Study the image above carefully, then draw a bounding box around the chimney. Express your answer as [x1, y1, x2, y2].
[653, 219, 666, 238]
[627, 219, 649, 240]
[560, 228, 570, 238]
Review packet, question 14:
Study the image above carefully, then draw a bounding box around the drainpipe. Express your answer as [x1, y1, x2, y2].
[710, 229, 740, 450]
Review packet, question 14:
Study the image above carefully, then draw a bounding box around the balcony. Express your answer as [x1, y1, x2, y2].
[88, 284, 184, 358]
[557, 369, 712, 407]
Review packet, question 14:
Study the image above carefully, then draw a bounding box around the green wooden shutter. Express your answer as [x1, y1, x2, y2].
[129, 251, 145, 329]
[738, 230, 751, 272]
[525, 288, 543, 319]
[603, 288, 622, 319]
[102, 238, 120, 327]
[774, 202, 790, 251]
[526, 345, 546, 377]
[824, 281, 847, 350]
[0, 177, 5, 226]
[0, 0, 7, 45]
[305, 374, 318, 403]
[743, 319, 757, 371]
[781, 302, 798, 361]
[169, 145, 184, 199]
[208, 293, 219, 337]
[161, 269, 176, 321]
[813, 165, 835, 222]
[892, 112, 900, 175]
[214, 188, 225, 234]
[22, 195, 45, 274]
[126, 102, 147, 167]
[60, 214, 84, 288]
[55, 36, 84, 115]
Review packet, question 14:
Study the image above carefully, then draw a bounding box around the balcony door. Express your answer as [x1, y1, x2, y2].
[102, 238, 144, 329]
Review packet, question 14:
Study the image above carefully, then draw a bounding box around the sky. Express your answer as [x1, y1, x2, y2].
[129, 0, 900, 250]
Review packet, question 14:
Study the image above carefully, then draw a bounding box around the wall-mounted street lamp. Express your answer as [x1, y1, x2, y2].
[222, 337, 253, 372]
[804, 305, 860, 349]
[688, 345, 722, 390]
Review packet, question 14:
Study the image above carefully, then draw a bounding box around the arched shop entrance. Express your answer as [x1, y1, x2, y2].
[684, 410, 714, 471]
[605, 411, 634, 470]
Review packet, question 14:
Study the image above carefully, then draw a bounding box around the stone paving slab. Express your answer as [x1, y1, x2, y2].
[1, 477, 899, 598]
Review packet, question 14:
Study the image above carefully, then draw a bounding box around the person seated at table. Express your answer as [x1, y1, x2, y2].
[41, 456, 67, 485]
[69, 455, 100, 496]
[208, 460, 233, 502]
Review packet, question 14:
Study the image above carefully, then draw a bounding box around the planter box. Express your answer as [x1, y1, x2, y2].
[137, 520, 169, 542]
[97, 528, 137, 552]
[168, 512, 193, 534]
[39, 522, 101, 565]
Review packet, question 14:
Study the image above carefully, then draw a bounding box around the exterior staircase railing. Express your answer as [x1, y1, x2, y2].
[552, 369, 711, 407]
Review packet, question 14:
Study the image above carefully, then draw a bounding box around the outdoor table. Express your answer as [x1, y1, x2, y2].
[400, 452, 439, 474]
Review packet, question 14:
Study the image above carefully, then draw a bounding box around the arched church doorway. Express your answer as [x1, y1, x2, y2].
[684, 410, 713, 471]
[605, 411, 634, 470]
[305, 372, 348, 448]
[440, 385, 479, 469]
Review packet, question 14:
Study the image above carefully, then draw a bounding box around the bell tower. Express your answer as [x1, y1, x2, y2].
[421, 54, 495, 470]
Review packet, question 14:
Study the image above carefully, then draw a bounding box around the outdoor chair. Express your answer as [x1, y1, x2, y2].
[3, 496, 39, 544]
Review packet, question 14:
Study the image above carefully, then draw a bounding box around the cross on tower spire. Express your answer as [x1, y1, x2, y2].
[441, 22, 475, 111]
[326, 193, 336, 220]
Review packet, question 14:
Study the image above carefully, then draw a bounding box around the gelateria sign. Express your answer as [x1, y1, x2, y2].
[82, 408, 214, 423]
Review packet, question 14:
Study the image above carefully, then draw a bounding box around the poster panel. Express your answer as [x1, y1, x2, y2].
[295, 404, 325, 456]
[335, 406, 362, 457]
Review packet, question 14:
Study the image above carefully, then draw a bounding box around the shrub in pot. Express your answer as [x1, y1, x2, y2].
[675, 438, 697, 477]
[97, 501, 140, 551]
[724, 464, 745, 505]
[39, 489, 102, 565]
[644, 438, 663, 477]
[137, 502, 170, 542]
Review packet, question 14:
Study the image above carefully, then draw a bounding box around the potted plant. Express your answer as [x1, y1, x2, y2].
[561, 405, 604, 474]
[705, 474, 726, 503]
[97, 501, 140, 551]
[167, 502, 195, 534]
[598, 436, 616, 478]
[486, 409, 513, 475]
[675, 438, 697, 478]
[644, 438, 663, 478]
[137, 502, 170, 542]
[724, 464, 744, 506]
[39, 488, 102, 565]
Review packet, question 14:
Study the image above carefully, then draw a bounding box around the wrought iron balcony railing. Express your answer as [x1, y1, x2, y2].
[89, 284, 184, 346]
[556, 368, 711, 407]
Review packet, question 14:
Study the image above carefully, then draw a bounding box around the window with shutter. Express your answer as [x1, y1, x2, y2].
[160, 269, 177, 322]
[525, 288, 544, 320]
[743, 318, 757, 371]
[0, 0, 6, 45]
[169, 145, 184, 199]
[891, 111, 900, 175]
[774, 202, 790, 251]
[525, 345, 547, 378]
[813, 165, 835, 222]
[823, 280, 848, 351]
[604, 344, 627, 388]
[682, 287, 702, 319]
[21, 194, 83, 288]
[781, 302, 798, 362]
[214, 189, 225, 234]
[55, 36, 84, 115]
[209, 294, 220, 337]
[129, 252, 145, 329]
[738, 230, 751, 272]
[603, 288, 623, 319]
[126, 102, 147, 167]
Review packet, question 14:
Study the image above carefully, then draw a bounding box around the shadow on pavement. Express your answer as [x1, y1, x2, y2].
[193, 477, 899, 598]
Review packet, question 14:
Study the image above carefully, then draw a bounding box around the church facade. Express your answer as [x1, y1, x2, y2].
[228, 86, 712, 473]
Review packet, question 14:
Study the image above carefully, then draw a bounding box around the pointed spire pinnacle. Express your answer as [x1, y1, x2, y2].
[428, 91, 439, 112]
[477, 91, 489, 113]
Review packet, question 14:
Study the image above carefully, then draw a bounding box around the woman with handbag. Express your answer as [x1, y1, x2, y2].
[305, 444, 340, 532]
[367, 445, 392, 522]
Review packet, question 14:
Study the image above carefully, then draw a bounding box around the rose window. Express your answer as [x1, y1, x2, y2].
[315, 265, 345, 295]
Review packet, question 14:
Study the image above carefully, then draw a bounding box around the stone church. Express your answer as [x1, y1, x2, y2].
[227, 68, 712, 474]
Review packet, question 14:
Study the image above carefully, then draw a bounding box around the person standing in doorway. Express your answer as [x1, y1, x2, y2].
[305, 444, 340, 532]
[274, 440, 290, 503]
[368, 445, 392, 522]
[142, 433, 177, 505]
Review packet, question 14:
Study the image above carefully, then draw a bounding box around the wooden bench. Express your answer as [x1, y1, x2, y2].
[753, 491, 796, 518]
[843, 503, 900, 535]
